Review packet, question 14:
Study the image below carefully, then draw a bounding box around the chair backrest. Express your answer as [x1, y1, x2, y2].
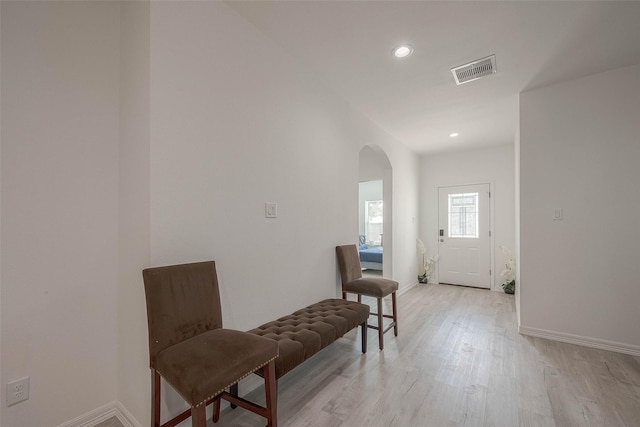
[336, 244, 363, 286]
[142, 261, 223, 368]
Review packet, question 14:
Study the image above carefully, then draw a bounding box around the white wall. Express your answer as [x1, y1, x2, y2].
[519, 63, 640, 354]
[147, 2, 419, 423]
[118, 2, 150, 423]
[389, 146, 420, 288]
[0, 2, 420, 426]
[1, 2, 120, 426]
[419, 144, 516, 290]
[150, 1, 355, 328]
[0, 3, 3, 410]
[359, 146, 388, 182]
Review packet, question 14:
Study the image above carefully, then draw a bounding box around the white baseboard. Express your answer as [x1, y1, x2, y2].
[57, 401, 143, 427]
[398, 280, 419, 295]
[519, 325, 640, 357]
[114, 401, 144, 427]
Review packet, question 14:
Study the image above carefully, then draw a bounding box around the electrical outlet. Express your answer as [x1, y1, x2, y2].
[7, 377, 29, 406]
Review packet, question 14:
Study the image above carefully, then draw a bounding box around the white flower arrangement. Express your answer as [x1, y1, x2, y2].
[417, 239, 439, 283]
[424, 254, 439, 278]
[499, 245, 516, 293]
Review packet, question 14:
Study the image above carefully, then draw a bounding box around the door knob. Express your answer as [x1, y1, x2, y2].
[440, 238, 444, 242]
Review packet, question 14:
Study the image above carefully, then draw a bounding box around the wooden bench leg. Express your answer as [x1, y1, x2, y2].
[229, 383, 238, 409]
[264, 361, 277, 427]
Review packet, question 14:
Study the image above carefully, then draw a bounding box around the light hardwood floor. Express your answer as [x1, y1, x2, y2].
[185, 283, 640, 426]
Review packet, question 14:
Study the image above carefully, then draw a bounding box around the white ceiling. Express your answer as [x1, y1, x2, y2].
[228, 1, 640, 155]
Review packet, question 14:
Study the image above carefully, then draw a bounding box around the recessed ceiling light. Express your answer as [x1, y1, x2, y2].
[392, 45, 413, 59]
[449, 132, 459, 138]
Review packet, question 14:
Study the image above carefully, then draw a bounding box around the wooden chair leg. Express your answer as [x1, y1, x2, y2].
[357, 294, 362, 303]
[151, 371, 161, 427]
[361, 321, 367, 353]
[191, 405, 206, 427]
[377, 297, 384, 350]
[264, 361, 278, 427]
[212, 396, 221, 423]
[392, 291, 398, 336]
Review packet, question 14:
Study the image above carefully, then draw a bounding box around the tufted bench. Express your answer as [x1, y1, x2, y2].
[248, 298, 370, 379]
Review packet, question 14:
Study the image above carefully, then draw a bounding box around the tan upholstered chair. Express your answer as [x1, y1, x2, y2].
[143, 261, 279, 427]
[336, 244, 398, 350]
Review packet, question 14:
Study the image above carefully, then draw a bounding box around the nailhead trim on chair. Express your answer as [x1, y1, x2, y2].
[193, 355, 278, 408]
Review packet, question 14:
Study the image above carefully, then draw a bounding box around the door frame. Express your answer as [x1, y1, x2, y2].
[358, 145, 393, 277]
[436, 182, 495, 290]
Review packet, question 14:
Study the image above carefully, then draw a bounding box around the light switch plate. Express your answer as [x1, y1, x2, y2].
[553, 208, 563, 220]
[265, 202, 277, 218]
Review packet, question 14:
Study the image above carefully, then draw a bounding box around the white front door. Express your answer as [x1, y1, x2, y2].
[438, 184, 491, 289]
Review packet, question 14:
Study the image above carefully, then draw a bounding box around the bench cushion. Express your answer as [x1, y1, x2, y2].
[248, 298, 369, 378]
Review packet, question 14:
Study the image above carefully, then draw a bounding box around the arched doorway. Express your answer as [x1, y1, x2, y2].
[358, 145, 393, 277]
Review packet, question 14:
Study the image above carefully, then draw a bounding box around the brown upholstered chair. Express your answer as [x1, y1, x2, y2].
[336, 244, 398, 350]
[143, 261, 279, 427]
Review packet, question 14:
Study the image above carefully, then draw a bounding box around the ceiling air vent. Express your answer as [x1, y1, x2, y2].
[451, 55, 496, 85]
